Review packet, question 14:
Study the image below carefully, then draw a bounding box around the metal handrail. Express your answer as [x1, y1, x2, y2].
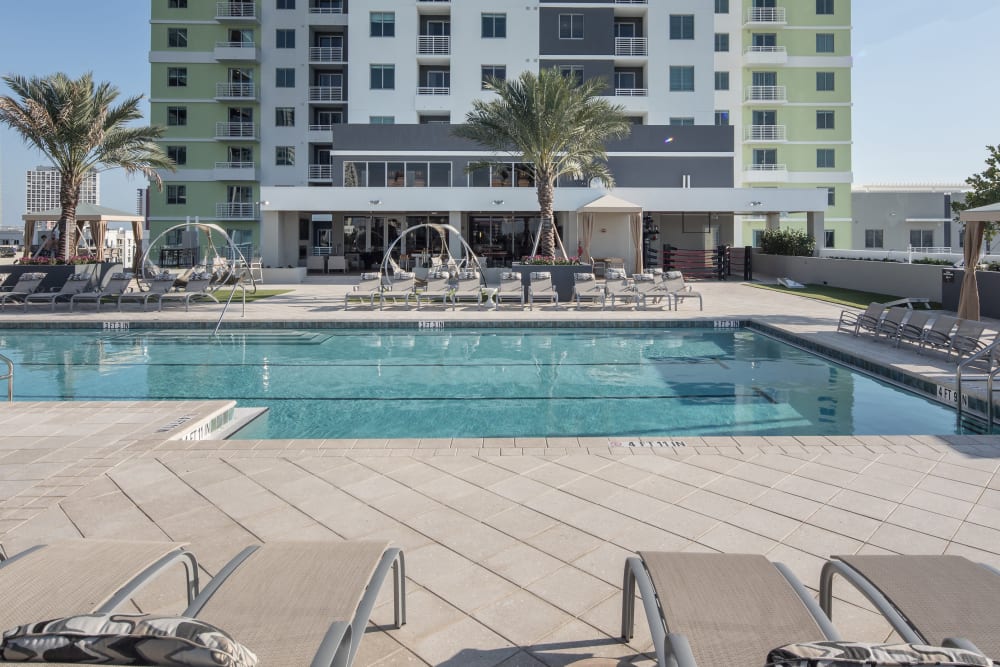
[0, 352, 12, 403]
[956, 337, 1000, 431]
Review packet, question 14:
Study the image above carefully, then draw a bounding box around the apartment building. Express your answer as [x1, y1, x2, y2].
[25, 166, 99, 213]
[852, 185, 967, 252]
[149, 0, 835, 271]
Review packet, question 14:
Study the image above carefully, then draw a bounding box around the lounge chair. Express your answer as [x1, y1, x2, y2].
[894, 309, 935, 348]
[495, 271, 525, 310]
[622, 552, 838, 667]
[602, 269, 636, 310]
[873, 306, 910, 341]
[950, 319, 991, 358]
[572, 272, 604, 309]
[23, 273, 93, 311]
[451, 270, 487, 310]
[186, 541, 404, 667]
[919, 315, 959, 355]
[379, 271, 416, 310]
[344, 272, 382, 309]
[118, 274, 177, 311]
[820, 555, 1000, 660]
[527, 271, 559, 310]
[661, 271, 703, 311]
[70, 273, 134, 312]
[837, 302, 887, 335]
[631, 273, 662, 310]
[0, 540, 199, 629]
[158, 272, 219, 311]
[415, 270, 453, 309]
[0, 272, 46, 311]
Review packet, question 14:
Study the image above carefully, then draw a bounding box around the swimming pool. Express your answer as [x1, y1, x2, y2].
[1, 326, 962, 439]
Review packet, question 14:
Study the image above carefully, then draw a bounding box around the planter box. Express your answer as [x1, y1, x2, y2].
[509, 263, 591, 302]
[261, 267, 307, 284]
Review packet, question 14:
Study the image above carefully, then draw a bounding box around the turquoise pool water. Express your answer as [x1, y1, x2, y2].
[1, 327, 961, 439]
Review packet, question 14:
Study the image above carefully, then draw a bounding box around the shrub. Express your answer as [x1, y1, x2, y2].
[758, 229, 815, 256]
[911, 258, 953, 266]
[520, 255, 583, 265]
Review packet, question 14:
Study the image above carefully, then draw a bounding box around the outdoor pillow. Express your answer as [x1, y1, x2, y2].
[665, 270, 683, 279]
[155, 272, 175, 281]
[574, 273, 594, 282]
[605, 269, 626, 280]
[633, 273, 655, 282]
[458, 270, 479, 280]
[394, 271, 415, 280]
[360, 272, 381, 281]
[21, 273, 46, 280]
[530, 272, 551, 280]
[0, 613, 258, 666]
[67, 273, 91, 281]
[110, 273, 134, 280]
[765, 641, 990, 666]
[501, 272, 520, 281]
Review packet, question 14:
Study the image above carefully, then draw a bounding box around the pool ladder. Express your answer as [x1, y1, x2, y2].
[955, 338, 1000, 433]
[0, 352, 12, 403]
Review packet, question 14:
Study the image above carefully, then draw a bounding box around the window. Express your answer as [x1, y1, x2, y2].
[166, 185, 186, 205]
[752, 229, 764, 247]
[715, 0, 729, 13]
[167, 67, 187, 87]
[865, 229, 884, 249]
[714, 71, 730, 91]
[714, 33, 729, 52]
[816, 110, 835, 129]
[277, 0, 294, 7]
[482, 65, 506, 89]
[670, 117, 695, 126]
[166, 146, 186, 165]
[715, 110, 730, 126]
[816, 33, 834, 53]
[816, 149, 836, 168]
[370, 64, 395, 89]
[370, 12, 395, 37]
[558, 65, 584, 86]
[167, 28, 187, 47]
[670, 15, 695, 40]
[276, 67, 295, 87]
[276, 146, 295, 166]
[823, 186, 836, 206]
[910, 230, 934, 248]
[816, 0, 834, 15]
[816, 71, 835, 91]
[370, 116, 395, 124]
[825, 230, 835, 248]
[559, 13, 584, 40]
[276, 29, 295, 48]
[753, 149, 777, 166]
[482, 13, 506, 38]
[168, 0, 187, 7]
[669, 66, 695, 92]
[166, 106, 187, 126]
[275, 107, 295, 127]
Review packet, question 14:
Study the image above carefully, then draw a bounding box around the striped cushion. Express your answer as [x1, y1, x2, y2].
[766, 641, 990, 666]
[574, 273, 594, 282]
[360, 272, 381, 281]
[501, 272, 520, 281]
[605, 269, 625, 280]
[530, 272, 551, 280]
[633, 273, 655, 282]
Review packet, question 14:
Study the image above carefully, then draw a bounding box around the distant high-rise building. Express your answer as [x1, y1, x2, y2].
[25, 166, 99, 213]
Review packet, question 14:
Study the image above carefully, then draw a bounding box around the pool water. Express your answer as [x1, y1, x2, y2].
[1, 327, 962, 439]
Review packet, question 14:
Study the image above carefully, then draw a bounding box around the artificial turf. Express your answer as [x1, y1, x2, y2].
[745, 282, 941, 310]
[211, 288, 292, 303]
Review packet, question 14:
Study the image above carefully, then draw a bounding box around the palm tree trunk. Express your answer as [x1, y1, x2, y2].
[537, 179, 555, 258]
[58, 180, 81, 261]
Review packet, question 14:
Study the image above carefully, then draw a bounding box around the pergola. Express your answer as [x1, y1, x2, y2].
[577, 194, 644, 272]
[958, 202, 1000, 320]
[21, 203, 144, 265]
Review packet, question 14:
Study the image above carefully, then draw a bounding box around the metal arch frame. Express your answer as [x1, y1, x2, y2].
[379, 223, 484, 282]
[141, 222, 256, 293]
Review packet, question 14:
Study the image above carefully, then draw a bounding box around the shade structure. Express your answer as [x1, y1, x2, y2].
[22, 203, 144, 262]
[957, 203, 1000, 321]
[580, 213, 595, 262]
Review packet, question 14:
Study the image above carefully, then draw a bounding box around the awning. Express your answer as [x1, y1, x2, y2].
[577, 194, 643, 214]
[959, 202, 1000, 222]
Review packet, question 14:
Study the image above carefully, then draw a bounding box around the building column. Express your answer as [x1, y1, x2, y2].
[807, 211, 825, 255]
[765, 212, 780, 231]
[448, 211, 464, 259]
[260, 210, 281, 267]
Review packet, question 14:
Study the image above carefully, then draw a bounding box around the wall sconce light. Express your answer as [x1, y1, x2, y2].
[749, 201, 763, 207]
[369, 199, 381, 206]
[256, 200, 270, 207]
[492, 199, 505, 206]
[600, 227, 607, 233]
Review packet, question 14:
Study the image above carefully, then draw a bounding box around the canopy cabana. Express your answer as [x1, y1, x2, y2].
[21, 203, 144, 265]
[957, 202, 1000, 321]
[577, 194, 644, 273]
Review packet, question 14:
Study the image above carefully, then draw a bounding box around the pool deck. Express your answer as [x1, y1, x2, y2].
[1, 276, 1000, 666]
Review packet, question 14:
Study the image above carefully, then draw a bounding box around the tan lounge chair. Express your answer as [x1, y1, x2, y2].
[379, 272, 416, 310]
[118, 274, 177, 311]
[873, 306, 910, 341]
[23, 273, 93, 311]
[602, 269, 635, 310]
[158, 272, 219, 311]
[661, 271, 703, 311]
[69, 274, 134, 312]
[0, 272, 46, 311]
[344, 272, 382, 309]
[527, 271, 559, 310]
[495, 271, 525, 309]
[622, 552, 837, 667]
[451, 270, 487, 310]
[416, 270, 453, 309]
[920, 315, 959, 355]
[820, 555, 1000, 660]
[572, 272, 604, 308]
[188, 541, 404, 667]
[837, 302, 887, 335]
[632, 273, 662, 310]
[949, 319, 991, 358]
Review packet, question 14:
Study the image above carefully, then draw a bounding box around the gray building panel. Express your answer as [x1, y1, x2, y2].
[608, 157, 734, 188]
[539, 8, 614, 56]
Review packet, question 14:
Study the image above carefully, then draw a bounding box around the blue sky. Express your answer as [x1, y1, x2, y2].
[1, 0, 998, 228]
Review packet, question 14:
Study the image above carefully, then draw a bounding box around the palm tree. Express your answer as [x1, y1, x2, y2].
[453, 68, 631, 258]
[0, 72, 173, 260]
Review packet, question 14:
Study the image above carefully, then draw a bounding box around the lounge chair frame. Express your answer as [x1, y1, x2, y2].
[23, 275, 93, 312]
[69, 277, 133, 312]
[158, 278, 219, 311]
[837, 302, 886, 335]
[0, 275, 45, 311]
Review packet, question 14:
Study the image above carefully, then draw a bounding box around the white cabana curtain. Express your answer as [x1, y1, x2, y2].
[958, 220, 984, 321]
[629, 213, 643, 275]
[581, 214, 595, 263]
[22, 221, 35, 258]
[91, 221, 107, 262]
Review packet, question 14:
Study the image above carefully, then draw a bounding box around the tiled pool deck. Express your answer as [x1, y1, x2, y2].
[1, 277, 999, 666]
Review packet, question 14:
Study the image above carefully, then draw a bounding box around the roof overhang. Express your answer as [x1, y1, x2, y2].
[959, 202, 1000, 223]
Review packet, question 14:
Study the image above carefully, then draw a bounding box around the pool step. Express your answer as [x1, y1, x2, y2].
[102, 331, 332, 345]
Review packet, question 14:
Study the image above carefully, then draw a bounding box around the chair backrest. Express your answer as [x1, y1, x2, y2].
[384, 272, 415, 292]
[529, 271, 553, 291]
[499, 271, 522, 292]
[865, 302, 888, 318]
[954, 319, 986, 339]
[102, 275, 135, 295]
[147, 275, 177, 294]
[61, 273, 93, 294]
[903, 310, 934, 330]
[928, 315, 958, 336]
[356, 272, 382, 292]
[632, 273, 659, 294]
[423, 271, 451, 291]
[454, 271, 482, 292]
[573, 272, 597, 285]
[11, 273, 45, 293]
[882, 307, 909, 327]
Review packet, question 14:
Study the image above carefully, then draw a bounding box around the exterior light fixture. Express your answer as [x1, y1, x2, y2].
[492, 199, 505, 206]
[369, 199, 381, 206]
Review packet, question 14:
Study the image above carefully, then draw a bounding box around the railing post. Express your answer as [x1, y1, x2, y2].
[744, 245, 753, 281]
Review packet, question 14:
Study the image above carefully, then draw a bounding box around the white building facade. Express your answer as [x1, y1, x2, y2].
[25, 166, 99, 213]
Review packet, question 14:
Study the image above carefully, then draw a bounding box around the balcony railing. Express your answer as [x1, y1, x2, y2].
[615, 37, 648, 56]
[417, 35, 451, 55]
[309, 1, 344, 12]
[215, 82, 255, 98]
[748, 163, 787, 172]
[614, 0, 647, 4]
[309, 86, 344, 101]
[215, 41, 255, 49]
[308, 124, 335, 132]
[745, 7, 787, 24]
[215, 2, 256, 19]
[214, 122, 257, 138]
[614, 88, 647, 96]
[214, 162, 255, 170]
[309, 46, 344, 62]
[744, 45, 788, 63]
[744, 85, 787, 102]
[417, 87, 450, 95]
[744, 125, 787, 141]
[308, 165, 333, 180]
[215, 202, 256, 219]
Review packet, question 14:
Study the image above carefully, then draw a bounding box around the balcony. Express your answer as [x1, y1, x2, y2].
[215, 82, 256, 100]
[308, 124, 336, 132]
[745, 7, 787, 25]
[308, 165, 333, 181]
[744, 163, 789, 183]
[213, 41, 258, 60]
[215, 202, 257, 219]
[744, 45, 788, 65]
[309, 46, 344, 63]
[417, 87, 450, 95]
[614, 88, 647, 97]
[744, 85, 787, 104]
[309, 86, 344, 101]
[417, 35, 451, 55]
[615, 37, 647, 57]
[214, 122, 257, 139]
[213, 162, 257, 180]
[744, 125, 787, 142]
[614, 0, 647, 3]
[215, 2, 257, 21]
[309, 0, 344, 12]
